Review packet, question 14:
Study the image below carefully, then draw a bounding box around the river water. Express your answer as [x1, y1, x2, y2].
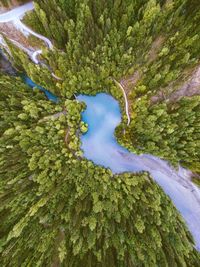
[21, 75, 58, 102]
[2, 0, 199, 254]
[10, 77, 200, 250]
[77, 93, 200, 251]
[1, 65, 200, 250]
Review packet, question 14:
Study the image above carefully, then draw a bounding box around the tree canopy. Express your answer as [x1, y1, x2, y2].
[1, 0, 200, 265]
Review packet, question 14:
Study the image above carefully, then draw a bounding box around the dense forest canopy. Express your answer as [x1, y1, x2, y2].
[8, 0, 199, 174]
[0, 0, 200, 266]
[0, 74, 199, 266]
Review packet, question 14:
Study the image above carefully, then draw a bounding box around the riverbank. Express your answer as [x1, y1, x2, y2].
[1, 1, 200, 253]
[78, 93, 200, 251]
[0, 2, 52, 66]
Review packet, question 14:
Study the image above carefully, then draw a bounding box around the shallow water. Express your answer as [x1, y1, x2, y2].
[6, 73, 200, 251]
[21, 75, 58, 102]
[2, 0, 199, 253]
[77, 93, 200, 251]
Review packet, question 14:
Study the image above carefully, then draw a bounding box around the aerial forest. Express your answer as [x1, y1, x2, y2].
[0, 0, 200, 266]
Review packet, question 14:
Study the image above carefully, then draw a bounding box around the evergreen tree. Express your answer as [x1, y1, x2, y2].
[0, 74, 199, 266]
[1, 0, 200, 265]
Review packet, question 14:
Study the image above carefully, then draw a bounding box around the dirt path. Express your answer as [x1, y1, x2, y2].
[113, 78, 131, 125]
[120, 70, 141, 94]
[14, 19, 53, 49]
[169, 65, 200, 102]
[147, 36, 165, 63]
[0, 3, 62, 80]
[151, 65, 200, 104]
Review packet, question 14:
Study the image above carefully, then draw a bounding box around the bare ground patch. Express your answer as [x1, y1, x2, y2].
[0, 21, 45, 52]
[120, 36, 165, 93]
[0, 22, 32, 47]
[119, 35, 165, 112]
[169, 65, 200, 102]
[120, 70, 141, 94]
[151, 64, 200, 104]
[147, 36, 166, 64]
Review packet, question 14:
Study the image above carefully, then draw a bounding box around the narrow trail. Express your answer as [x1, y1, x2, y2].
[22, 47, 62, 80]
[2, 36, 62, 80]
[113, 78, 130, 125]
[0, 34, 58, 80]
[13, 19, 53, 50]
[40, 111, 66, 122]
[0, 2, 53, 49]
[0, 1, 59, 79]
[0, 33, 34, 58]
[1, 2, 200, 252]
[31, 49, 42, 64]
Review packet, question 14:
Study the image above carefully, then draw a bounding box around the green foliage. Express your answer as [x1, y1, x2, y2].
[1, 0, 200, 265]
[116, 95, 200, 173]
[0, 75, 200, 266]
[9, 0, 200, 104]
